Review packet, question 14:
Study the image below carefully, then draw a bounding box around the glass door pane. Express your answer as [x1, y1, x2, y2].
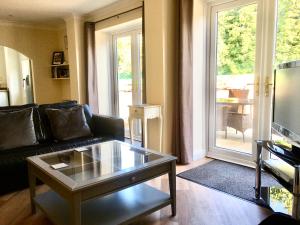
[116, 35, 132, 137]
[137, 32, 143, 103]
[275, 0, 300, 65]
[132, 33, 143, 140]
[115, 31, 143, 140]
[214, 3, 257, 154]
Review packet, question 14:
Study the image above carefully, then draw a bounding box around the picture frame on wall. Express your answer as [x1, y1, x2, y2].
[52, 51, 64, 65]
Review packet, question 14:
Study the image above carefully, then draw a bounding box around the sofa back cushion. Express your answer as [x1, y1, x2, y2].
[0, 101, 93, 143]
[38, 101, 78, 141]
[0, 104, 44, 142]
[0, 108, 38, 150]
[45, 105, 92, 141]
[38, 101, 93, 142]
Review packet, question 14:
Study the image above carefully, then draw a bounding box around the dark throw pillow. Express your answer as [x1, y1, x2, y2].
[0, 108, 38, 150]
[45, 105, 92, 141]
[0, 104, 43, 142]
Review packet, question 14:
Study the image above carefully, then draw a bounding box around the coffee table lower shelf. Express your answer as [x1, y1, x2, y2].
[34, 183, 171, 225]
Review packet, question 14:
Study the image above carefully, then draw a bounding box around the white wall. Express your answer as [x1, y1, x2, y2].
[4, 47, 23, 105]
[0, 46, 7, 87]
[95, 30, 112, 115]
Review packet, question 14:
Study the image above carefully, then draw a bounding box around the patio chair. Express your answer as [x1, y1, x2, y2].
[224, 89, 252, 142]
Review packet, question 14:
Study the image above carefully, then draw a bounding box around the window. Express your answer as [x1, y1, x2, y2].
[275, 0, 300, 65]
[113, 29, 143, 139]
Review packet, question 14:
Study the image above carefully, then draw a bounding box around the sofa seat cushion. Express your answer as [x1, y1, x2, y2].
[0, 108, 38, 150]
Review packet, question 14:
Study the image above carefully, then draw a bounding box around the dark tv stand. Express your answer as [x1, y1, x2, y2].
[255, 140, 300, 219]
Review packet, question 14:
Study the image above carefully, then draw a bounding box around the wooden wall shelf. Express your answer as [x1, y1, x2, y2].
[51, 64, 69, 79]
[52, 78, 70, 80]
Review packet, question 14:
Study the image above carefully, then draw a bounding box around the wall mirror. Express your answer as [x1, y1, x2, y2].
[0, 46, 34, 106]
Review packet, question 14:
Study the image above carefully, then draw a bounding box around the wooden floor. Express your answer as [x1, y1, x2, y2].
[0, 158, 271, 225]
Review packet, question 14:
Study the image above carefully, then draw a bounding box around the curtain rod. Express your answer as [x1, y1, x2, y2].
[94, 6, 143, 24]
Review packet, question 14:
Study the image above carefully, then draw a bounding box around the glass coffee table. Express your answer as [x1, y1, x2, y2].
[27, 140, 177, 225]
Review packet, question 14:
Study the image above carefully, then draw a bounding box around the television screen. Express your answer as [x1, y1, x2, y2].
[273, 61, 300, 146]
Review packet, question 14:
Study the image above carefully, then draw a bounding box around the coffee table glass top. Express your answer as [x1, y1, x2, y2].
[28, 141, 174, 190]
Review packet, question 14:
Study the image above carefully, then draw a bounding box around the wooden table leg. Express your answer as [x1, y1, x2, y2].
[142, 118, 148, 148]
[169, 161, 176, 216]
[159, 112, 163, 152]
[70, 193, 81, 225]
[128, 116, 134, 144]
[28, 164, 37, 214]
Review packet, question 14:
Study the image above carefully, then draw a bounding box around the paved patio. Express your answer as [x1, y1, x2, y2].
[216, 128, 253, 154]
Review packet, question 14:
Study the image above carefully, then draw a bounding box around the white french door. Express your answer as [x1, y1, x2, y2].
[207, 0, 277, 165]
[112, 29, 143, 139]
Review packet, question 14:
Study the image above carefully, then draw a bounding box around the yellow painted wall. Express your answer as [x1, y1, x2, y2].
[0, 22, 67, 104]
[65, 16, 86, 104]
[144, 0, 178, 154]
[57, 27, 71, 101]
[162, 0, 178, 155]
[144, 0, 164, 152]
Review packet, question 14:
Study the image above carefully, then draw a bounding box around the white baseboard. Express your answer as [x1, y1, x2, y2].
[193, 148, 207, 161]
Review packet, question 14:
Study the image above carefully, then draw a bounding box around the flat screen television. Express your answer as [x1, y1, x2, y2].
[272, 60, 300, 150]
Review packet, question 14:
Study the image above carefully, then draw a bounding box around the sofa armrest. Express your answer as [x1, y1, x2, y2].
[90, 114, 124, 141]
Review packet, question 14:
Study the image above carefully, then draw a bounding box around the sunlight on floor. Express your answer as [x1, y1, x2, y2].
[216, 128, 252, 154]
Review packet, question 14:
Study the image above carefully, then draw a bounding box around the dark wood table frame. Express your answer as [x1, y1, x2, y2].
[28, 148, 176, 225]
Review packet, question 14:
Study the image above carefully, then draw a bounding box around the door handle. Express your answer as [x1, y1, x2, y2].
[264, 76, 273, 97]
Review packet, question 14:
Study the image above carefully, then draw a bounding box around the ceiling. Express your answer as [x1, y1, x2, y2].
[0, 0, 119, 26]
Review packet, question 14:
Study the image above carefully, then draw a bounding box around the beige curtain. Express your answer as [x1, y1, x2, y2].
[84, 22, 99, 114]
[173, 0, 194, 164]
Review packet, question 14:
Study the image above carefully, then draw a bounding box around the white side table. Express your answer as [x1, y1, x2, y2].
[128, 104, 163, 151]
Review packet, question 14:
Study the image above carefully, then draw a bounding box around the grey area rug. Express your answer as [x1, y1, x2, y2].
[177, 160, 279, 207]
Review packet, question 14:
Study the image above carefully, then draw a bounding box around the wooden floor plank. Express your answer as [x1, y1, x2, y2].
[0, 158, 271, 225]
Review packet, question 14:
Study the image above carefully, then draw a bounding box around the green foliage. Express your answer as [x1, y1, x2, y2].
[217, 0, 300, 75]
[118, 71, 132, 80]
[117, 36, 132, 80]
[276, 0, 300, 65]
[270, 187, 293, 213]
[217, 4, 257, 75]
